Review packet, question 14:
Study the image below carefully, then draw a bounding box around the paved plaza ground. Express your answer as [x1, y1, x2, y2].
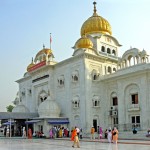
[0, 138, 150, 150]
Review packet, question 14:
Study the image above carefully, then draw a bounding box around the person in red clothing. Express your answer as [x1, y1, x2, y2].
[71, 127, 80, 148]
[28, 128, 32, 139]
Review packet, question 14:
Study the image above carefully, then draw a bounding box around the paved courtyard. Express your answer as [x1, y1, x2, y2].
[0, 138, 150, 150]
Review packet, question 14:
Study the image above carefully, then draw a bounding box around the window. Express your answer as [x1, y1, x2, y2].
[101, 46, 105, 52]
[74, 75, 78, 81]
[72, 70, 79, 82]
[113, 97, 118, 106]
[73, 101, 79, 108]
[112, 49, 116, 56]
[92, 69, 100, 81]
[72, 96, 80, 108]
[92, 95, 100, 107]
[131, 94, 138, 104]
[131, 116, 140, 128]
[108, 66, 112, 74]
[107, 48, 111, 54]
[58, 75, 65, 87]
[113, 68, 116, 72]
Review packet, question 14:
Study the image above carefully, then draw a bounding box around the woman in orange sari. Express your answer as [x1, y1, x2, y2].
[112, 127, 119, 144]
[71, 127, 80, 148]
[28, 128, 32, 139]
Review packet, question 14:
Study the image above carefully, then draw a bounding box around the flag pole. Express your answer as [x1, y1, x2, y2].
[50, 33, 52, 49]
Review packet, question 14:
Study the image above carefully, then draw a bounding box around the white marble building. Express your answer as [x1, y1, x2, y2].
[13, 2, 150, 136]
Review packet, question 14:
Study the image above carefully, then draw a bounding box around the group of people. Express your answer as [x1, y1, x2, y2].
[49, 126, 70, 139]
[90, 126, 119, 144]
[21, 127, 32, 139]
[71, 125, 119, 148]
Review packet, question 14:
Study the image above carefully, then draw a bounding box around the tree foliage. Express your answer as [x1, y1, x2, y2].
[6, 105, 14, 112]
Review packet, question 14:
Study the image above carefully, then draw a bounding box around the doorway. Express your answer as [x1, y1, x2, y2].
[93, 119, 97, 132]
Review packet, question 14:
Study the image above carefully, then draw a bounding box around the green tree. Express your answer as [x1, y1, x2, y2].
[6, 105, 14, 112]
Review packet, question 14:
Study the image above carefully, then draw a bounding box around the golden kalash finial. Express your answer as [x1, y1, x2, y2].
[93, 1, 98, 16]
[43, 44, 45, 49]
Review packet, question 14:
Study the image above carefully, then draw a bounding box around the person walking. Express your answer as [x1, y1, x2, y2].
[28, 128, 32, 139]
[112, 127, 119, 144]
[6, 126, 9, 137]
[107, 128, 112, 143]
[97, 126, 100, 139]
[91, 126, 95, 140]
[71, 127, 80, 148]
[99, 127, 103, 142]
[22, 127, 26, 138]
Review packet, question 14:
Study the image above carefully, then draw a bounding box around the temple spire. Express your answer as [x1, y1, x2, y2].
[93, 1, 98, 16]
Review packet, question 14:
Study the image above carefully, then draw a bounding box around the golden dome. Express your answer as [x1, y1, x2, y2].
[27, 58, 34, 72]
[81, 2, 112, 36]
[75, 35, 93, 49]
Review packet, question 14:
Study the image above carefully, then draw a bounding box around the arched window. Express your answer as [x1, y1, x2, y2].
[72, 96, 80, 108]
[58, 75, 65, 87]
[107, 48, 111, 54]
[112, 49, 116, 56]
[101, 46, 105, 52]
[72, 70, 79, 82]
[108, 66, 112, 74]
[92, 69, 100, 81]
[113, 68, 116, 72]
[92, 95, 100, 107]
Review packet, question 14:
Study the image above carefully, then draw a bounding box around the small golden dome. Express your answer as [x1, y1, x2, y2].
[27, 58, 34, 72]
[75, 35, 93, 49]
[35, 48, 53, 58]
[81, 2, 112, 36]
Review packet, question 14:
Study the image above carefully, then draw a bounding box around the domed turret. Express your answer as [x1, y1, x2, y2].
[81, 2, 112, 36]
[12, 102, 30, 113]
[75, 34, 93, 49]
[38, 95, 61, 118]
[27, 58, 34, 72]
[34, 44, 54, 63]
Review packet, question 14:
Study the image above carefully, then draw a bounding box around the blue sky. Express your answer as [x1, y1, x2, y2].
[0, 0, 150, 111]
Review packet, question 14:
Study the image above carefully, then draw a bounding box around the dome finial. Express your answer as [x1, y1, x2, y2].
[43, 44, 45, 49]
[93, 1, 98, 16]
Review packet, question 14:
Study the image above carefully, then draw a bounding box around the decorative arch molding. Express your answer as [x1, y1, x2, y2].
[91, 69, 100, 81]
[72, 70, 79, 82]
[38, 90, 48, 105]
[110, 92, 118, 107]
[124, 83, 140, 112]
[72, 95, 80, 108]
[92, 95, 100, 107]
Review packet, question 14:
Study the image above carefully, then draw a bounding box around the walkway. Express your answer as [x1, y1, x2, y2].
[0, 138, 150, 150]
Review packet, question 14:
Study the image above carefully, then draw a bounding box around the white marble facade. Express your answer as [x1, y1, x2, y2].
[14, 2, 150, 136]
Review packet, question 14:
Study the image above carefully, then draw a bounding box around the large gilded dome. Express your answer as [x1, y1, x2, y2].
[81, 2, 112, 36]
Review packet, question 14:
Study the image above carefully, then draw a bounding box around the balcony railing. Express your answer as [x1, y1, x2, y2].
[128, 104, 140, 111]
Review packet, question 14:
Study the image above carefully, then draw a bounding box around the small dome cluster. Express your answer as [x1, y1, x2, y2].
[26, 45, 54, 72]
